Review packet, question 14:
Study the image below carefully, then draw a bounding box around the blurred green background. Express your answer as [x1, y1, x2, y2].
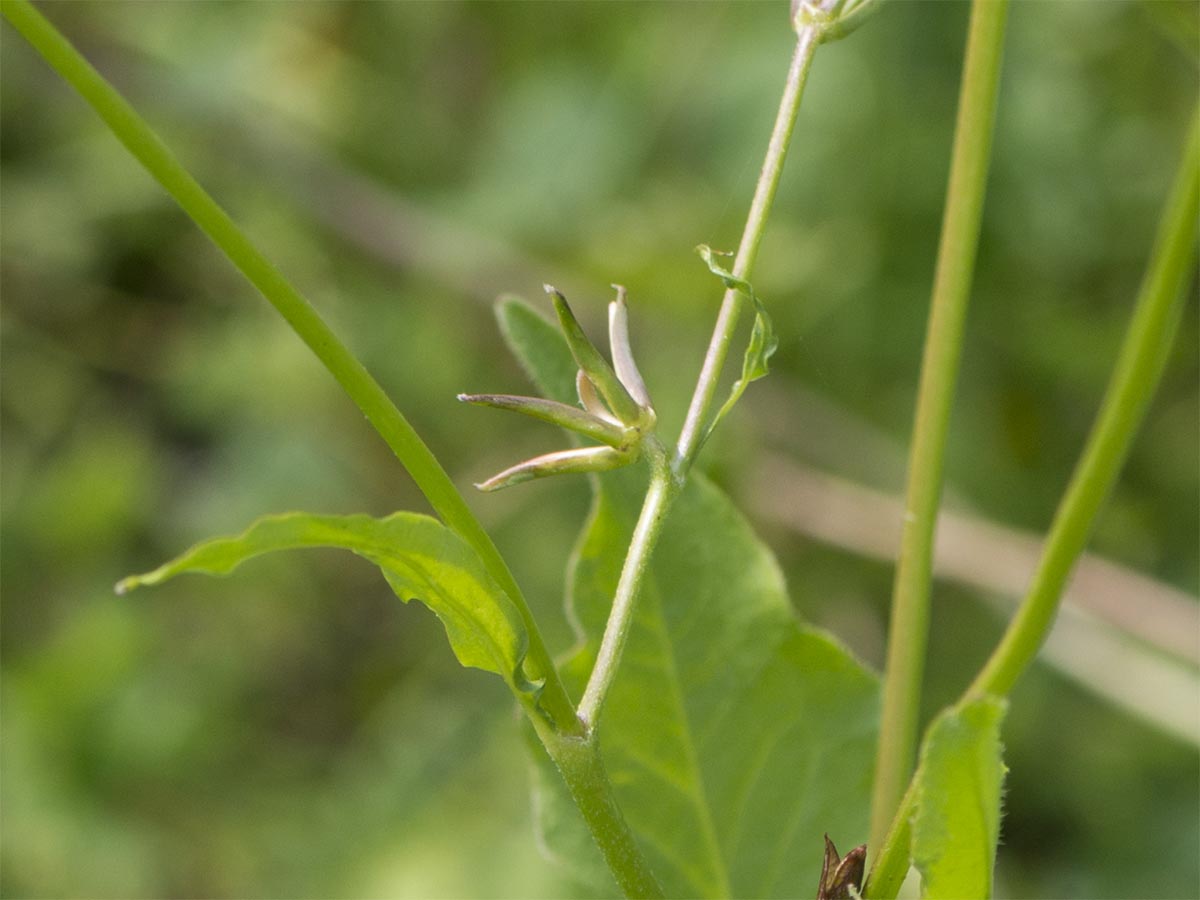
[2, 2, 1197, 897]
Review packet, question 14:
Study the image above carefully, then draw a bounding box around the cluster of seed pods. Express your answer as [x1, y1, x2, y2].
[458, 285, 656, 492]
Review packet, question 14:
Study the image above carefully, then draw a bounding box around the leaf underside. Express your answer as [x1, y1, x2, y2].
[117, 511, 534, 694]
[912, 696, 1008, 899]
[500, 297, 880, 898]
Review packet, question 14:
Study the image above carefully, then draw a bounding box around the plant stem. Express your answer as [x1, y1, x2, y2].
[865, 106, 1199, 900]
[580, 24, 823, 728]
[578, 447, 675, 727]
[674, 26, 820, 471]
[967, 109, 1199, 700]
[863, 781, 916, 899]
[867, 0, 1009, 861]
[537, 724, 665, 898]
[0, 0, 580, 735]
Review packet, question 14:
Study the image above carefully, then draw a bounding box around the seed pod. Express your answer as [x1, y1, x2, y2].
[458, 392, 630, 448]
[817, 835, 866, 900]
[608, 285, 653, 413]
[473, 445, 635, 492]
[461, 283, 657, 493]
[545, 284, 643, 425]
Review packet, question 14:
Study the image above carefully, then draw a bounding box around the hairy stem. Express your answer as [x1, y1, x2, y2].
[0, 0, 579, 735]
[865, 105, 1199, 900]
[867, 0, 1009, 860]
[580, 24, 823, 729]
[536, 725, 664, 897]
[674, 27, 821, 470]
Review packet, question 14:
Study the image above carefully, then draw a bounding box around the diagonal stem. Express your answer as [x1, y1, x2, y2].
[0, 0, 579, 735]
[966, 108, 1199, 700]
[0, 4, 681, 891]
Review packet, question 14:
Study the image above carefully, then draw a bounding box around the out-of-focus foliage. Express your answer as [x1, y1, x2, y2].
[1, 2, 1196, 898]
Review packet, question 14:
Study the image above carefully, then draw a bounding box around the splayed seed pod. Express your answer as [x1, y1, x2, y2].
[461, 285, 658, 493]
[474, 444, 635, 492]
[608, 285, 654, 413]
[545, 284, 642, 425]
[457, 392, 629, 448]
[576, 371, 619, 424]
[817, 834, 866, 900]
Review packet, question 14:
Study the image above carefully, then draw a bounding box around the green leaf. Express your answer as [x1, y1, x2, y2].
[549, 471, 879, 897]
[696, 244, 779, 446]
[911, 696, 1008, 899]
[499, 293, 879, 897]
[117, 512, 533, 692]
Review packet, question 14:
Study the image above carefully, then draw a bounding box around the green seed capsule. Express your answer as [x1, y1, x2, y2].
[473, 445, 635, 492]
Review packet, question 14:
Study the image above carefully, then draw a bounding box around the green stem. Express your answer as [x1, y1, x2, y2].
[968, 110, 1200, 699]
[863, 781, 916, 899]
[580, 24, 823, 729]
[674, 26, 821, 470]
[0, 0, 579, 735]
[578, 445, 675, 727]
[537, 724, 665, 898]
[865, 106, 1199, 900]
[867, 0, 1009, 860]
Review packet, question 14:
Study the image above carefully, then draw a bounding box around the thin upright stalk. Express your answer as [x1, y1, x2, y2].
[867, 0, 1009, 860]
[674, 27, 821, 470]
[866, 107, 1199, 900]
[580, 26, 823, 728]
[0, 0, 579, 735]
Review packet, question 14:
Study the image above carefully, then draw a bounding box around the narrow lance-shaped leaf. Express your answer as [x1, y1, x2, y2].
[696, 244, 779, 446]
[911, 695, 1008, 899]
[116, 512, 535, 693]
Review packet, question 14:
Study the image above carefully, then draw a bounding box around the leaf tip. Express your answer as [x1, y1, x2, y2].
[695, 242, 729, 260]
